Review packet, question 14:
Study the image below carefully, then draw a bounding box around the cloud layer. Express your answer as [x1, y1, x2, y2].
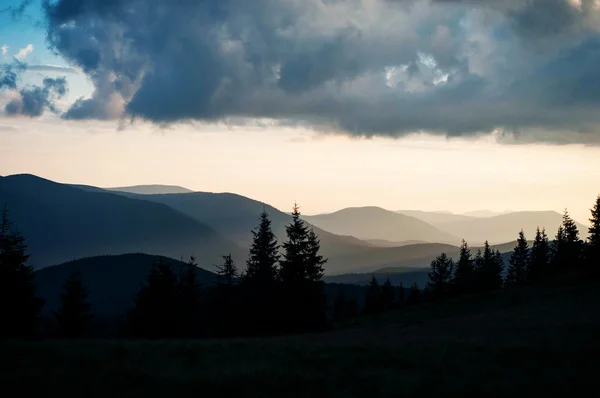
[14, 0, 599, 142]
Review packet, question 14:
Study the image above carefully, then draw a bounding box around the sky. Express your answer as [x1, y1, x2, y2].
[1, 0, 600, 224]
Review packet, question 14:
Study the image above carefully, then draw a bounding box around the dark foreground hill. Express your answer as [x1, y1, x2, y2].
[35, 254, 218, 317]
[35, 253, 369, 321]
[3, 279, 598, 397]
[0, 174, 244, 268]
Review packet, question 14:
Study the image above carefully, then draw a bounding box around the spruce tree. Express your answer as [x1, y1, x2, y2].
[381, 278, 395, 310]
[397, 281, 405, 306]
[479, 241, 503, 291]
[244, 211, 280, 286]
[216, 254, 238, 287]
[364, 276, 382, 314]
[406, 282, 421, 305]
[552, 210, 584, 269]
[528, 227, 549, 283]
[129, 260, 179, 339]
[505, 230, 529, 287]
[588, 195, 600, 268]
[472, 248, 484, 291]
[551, 224, 567, 269]
[280, 203, 327, 331]
[0, 207, 44, 339]
[53, 271, 94, 338]
[453, 239, 473, 294]
[427, 253, 455, 297]
[179, 256, 201, 337]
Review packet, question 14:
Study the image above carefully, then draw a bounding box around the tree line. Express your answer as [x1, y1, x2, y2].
[2, 195, 600, 339]
[0, 203, 327, 339]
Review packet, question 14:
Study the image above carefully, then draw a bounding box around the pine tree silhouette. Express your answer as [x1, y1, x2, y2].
[242, 210, 282, 335]
[588, 195, 600, 269]
[129, 260, 179, 339]
[453, 239, 473, 294]
[406, 282, 421, 305]
[216, 254, 238, 287]
[364, 276, 382, 314]
[529, 227, 549, 283]
[552, 210, 584, 269]
[53, 271, 94, 338]
[427, 253, 455, 297]
[280, 203, 327, 331]
[0, 206, 44, 339]
[244, 211, 280, 287]
[505, 230, 529, 287]
[479, 241, 503, 291]
[179, 256, 201, 337]
[397, 281, 405, 306]
[381, 277, 396, 310]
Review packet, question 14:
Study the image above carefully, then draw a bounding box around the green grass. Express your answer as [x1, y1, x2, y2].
[2, 281, 599, 397]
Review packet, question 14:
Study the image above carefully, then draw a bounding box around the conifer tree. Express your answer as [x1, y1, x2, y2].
[364, 276, 382, 314]
[505, 230, 529, 287]
[552, 210, 584, 269]
[427, 253, 455, 296]
[406, 282, 421, 305]
[179, 256, 201, 337]
[397, 281, 405, 306]
[453, 240, 473, 293]
[479, 241, 503, 291]
[53, 271, 94, 338]
[0, 207, 44, 339]
[381, 278, 396, 310]
[280, 203, 327, 331]
[216, 254, 238, 287]
[472, 248, 484, 291]
[129, 260, 179, 339]
[244, 211, 280, 286]
[587, 195, 600, 268]
[528, 227, 549, 283]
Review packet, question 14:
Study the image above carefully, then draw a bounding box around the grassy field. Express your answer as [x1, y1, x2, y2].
[2, 280, 599, 397]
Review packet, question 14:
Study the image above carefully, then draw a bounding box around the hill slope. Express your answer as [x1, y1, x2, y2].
[0, 174, 244, 269]
[304, 207, 460, 244]
[396, 210, 476, 225]
[35, 253, 218, 316]
[106, 185, 193, 195]
[436, 211, 588, 244]
[103, 191, 374, 260]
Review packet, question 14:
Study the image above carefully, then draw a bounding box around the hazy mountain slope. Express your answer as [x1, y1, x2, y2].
[326, 243, 460, 274]
[106, 185, 193, 195]
[365, 239, 429, 247]
[462, 210, 509, 218]
[111, 191, 374, 258]
[304, 207, 460, 244]
[436, 211, 588, 244]
[0, 174, 244, 269]
[35, 254, 218, 316]
[396, 210, 476, 225]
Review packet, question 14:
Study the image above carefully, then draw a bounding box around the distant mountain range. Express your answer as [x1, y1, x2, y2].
[304, 207, 460, 244]
[1, 173, 591, 276]
[0, 174, 244, 269]
[106, 185, 193, 195]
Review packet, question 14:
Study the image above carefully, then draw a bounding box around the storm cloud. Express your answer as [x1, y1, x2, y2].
[40, 0, 600, 142]
[1, 60, 69, 117]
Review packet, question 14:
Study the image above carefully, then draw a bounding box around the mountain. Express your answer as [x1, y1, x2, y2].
[327, 243, 460, 274]
[106, 185, 193, 195]
[324, 268, 430, 287]
[0, 174, 244, 269]
[304, 207, 460, 244]
[396, 210, 476, 225]
[364, 239, 429, 247]
[34, 253, 218, 317]
[96, 190, 374, 259]
[435, 211, 588, 245]
[462, 210, 509, 218]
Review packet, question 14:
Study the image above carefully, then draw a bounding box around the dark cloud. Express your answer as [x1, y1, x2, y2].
[1, 60, 69, 117]
[5, 76, 68, 117]
[25, 64, 77, 74]
[39, 0, 600, 143]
